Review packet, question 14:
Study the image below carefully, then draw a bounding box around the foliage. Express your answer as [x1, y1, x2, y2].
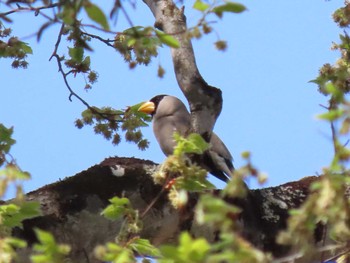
[30, 229, 71, 263]
[96, 135, 269, 262]
[0, 237, 26, 263]
[159, 232, 211, 263]
[3, 0, 350, 262]
[153, 133, 215, 197]
[276, 2, 350, 261]
[0, 124, 15, 168]
[0, 201, 40, 229]
[0, 124, 70, 262]
[96, 196, 160, 262]
[0, 0, 246, 150]
[75, 102, 151, 149]
[152, 137, 270, 262]
[0, 25, 32, 68]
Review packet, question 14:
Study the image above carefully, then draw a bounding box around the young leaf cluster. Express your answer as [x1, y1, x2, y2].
[75, 103, 150, 150]
[122, 102, 151, 150]
[0, 0, 247, 152]
[0, 124, 15, 168]
[153, 137, 270, 262]
[153, 133, 215, 195]
[30, 229, 71, 263]
[193, 0, 246, 18]
[0, 23, 32, 68]
[95, 133, 270, 262]
[0, 123, 70, 263]
[96, 196, 160, 262]
[190, 0, 246, 51]
[278, 3, 350, 261]
[114, 26, 161, 69]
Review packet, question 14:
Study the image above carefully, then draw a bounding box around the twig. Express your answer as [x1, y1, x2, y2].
[324, 247, 350, 262]
[79, 23, 118, 34]
[0, 2, 60, 16]
[141, 186, 166, 218]
[329, 100, 338, 155]
[273, 243, 348, 263]
[81, 31, 115, 48]
[120, 4, 135, 28]
[140, 175, 174, 218]
[49, 24, 118, 121]
[49, 24, 87, 104]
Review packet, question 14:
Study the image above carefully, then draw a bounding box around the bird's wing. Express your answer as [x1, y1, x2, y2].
[207, 133, 234, 180]
[210, 133, 233, 162]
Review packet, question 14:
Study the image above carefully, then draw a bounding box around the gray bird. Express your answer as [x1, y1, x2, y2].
[138, 95, 234, 182]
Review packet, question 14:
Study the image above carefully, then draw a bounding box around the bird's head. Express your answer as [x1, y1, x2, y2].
[138, 95, 168, 117]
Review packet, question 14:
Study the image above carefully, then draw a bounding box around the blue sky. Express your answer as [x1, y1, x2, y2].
[1, 0, 344, 197]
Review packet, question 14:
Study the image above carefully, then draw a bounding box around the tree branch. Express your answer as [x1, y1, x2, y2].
[142, 0, 223, 139]
[49, 24, 120, 122]
[11, 157, 342, 263]
[0, 2, 60, 17]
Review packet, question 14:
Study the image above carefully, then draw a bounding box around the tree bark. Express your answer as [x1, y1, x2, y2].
[142, 0, 222, 140]
[11, 157, 335, 263]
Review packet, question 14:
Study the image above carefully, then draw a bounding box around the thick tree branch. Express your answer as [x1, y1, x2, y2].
[143, 0, 223, 139]
[11, 157, 341, 263]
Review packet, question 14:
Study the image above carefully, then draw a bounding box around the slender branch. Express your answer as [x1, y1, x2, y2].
[273, 243, 349, 263]
[49, 24, 87, 104]
[331, 120, 337, 155]
[0, 2, 60, 16]
[49, 24, 120, 121]
[81, 31, 115, 48]
[79, 23, 118, 34]
[328, 99, 338, 155]
[120, 3, 135, 28]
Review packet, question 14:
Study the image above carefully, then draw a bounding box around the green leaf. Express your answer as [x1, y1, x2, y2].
[325, 82, 344, 101]
[128, 238, 162, 257]
[34, 229, 55, 249]
[58, 6, 75, 25]
[96, 242, 135, 262]
[68, 47, 84, 63]
[82, 56, 91, 67]
[31, 229, 70, 263]
[129, 102, 153, 122]
[176, 176, 215, 191]
[101, 197, 131, 220]
[196, 194, 240, 226]
[127, 38, 137, 47]
[123, 26, 146, 36]
[155, 30, 180, 48]
[213, 2, 246, 17]
[0, 124, 16, 154]
[317, 108, 345, 121]
[173, 133, 210, 156]
[19, 41, 33, 54]
[187, 133, 210, 152]
[84, 2, 109, 30]
[0, 165, 31, 180]
[159, 232, 210, 262]
[6, 237, 27, 248]
[193, 0, 210, 12]
[0, 201, 41, 228]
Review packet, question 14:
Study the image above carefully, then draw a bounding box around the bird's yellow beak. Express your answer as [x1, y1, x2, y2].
[138, 101, 155, 114]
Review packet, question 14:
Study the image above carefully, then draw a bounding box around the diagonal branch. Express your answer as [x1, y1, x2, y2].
[49, 24, 120, 121]
[0, 2, 60, 17]
[142, 0, 223, 139]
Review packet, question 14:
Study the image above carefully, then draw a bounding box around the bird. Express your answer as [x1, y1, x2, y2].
[138, 94, 234, 182]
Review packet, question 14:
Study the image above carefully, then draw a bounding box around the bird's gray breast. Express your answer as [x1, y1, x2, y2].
[153, 113, 191, 156]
